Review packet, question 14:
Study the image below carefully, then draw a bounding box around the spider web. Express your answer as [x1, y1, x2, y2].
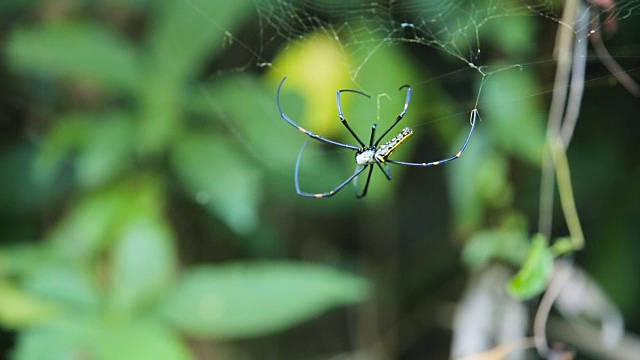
[185, 0, 640, 198]
[250, 0, 640, 79]
[186, 0, 640, 132]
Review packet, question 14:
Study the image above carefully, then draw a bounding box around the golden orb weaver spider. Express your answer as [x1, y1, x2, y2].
[276, 76, 477, 198]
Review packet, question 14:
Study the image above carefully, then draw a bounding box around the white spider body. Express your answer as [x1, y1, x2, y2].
[355, 127, 414, 166]
[355, 149, 377, 165]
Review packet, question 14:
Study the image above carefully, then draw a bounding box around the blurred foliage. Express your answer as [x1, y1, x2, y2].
[0, 0, 639, 359]
[507, 234, 554, 300]
[0, 0, 371, 358]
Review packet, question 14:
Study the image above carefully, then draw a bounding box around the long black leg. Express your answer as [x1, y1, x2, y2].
[368, 121, 393, 179]
[355, 165, 374, 198]
[294, 139, 368, 198]
[376, 163, 392, 180]
[375, 85, 413, 146]
[368, 123, 377, 146]
[386, 109, 478, 167]
[337, 89, 371, 147]
[353, 123, 378, 198]
[277, 77, 359, 150]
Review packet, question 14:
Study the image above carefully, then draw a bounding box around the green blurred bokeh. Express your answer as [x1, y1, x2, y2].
[1, 0, 639, 359]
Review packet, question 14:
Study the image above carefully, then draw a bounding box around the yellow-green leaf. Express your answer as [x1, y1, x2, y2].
[507, 234, 554, 300]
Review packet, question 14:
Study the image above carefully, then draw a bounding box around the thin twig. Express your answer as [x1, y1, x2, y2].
[533, 261, 575, 357]
[560, 7, 589, 149]
[552, 140, 585, 250]
[536, 1, 588, 357]
[589, 18, 640, 97]
[538, 0, 579, 238]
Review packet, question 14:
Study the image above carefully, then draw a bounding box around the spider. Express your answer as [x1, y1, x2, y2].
[276, 76, 477, 198]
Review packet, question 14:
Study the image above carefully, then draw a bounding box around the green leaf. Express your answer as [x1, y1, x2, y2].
[7, 21, 138, 93]
[76, 113, 135, 188]
[481, 14, 535, 54]
[109, 216, 177, 315]
[0, 280, 58, 330]
[47, 177, 166, 261]
[171, 133, 262, 235]
[160, 261, 370, 339]
[33, 112, 135, 189]
[0, 144, 52, 216]
[137, 0, 254, 153]
[14, 317, 193, 360]
[136, 73, 180, 154]
[0, 244, 45, 277]
[482, 69, 545, 165]
[24, 263, 98, 313]
[196, 76, 301, 172]
[448, 133, 513, 233]
[507, 234, 554, 300]
[32, 114, 90, 186]
[46, 188, 129, 261]
[147, 0, 254, 81]
[14, 317, 94, 360]
[462, 228, 530, 270]
[92, 322, 192, 360]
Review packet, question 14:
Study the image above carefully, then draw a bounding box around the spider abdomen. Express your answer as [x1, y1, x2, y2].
[375, 127, 414, 162]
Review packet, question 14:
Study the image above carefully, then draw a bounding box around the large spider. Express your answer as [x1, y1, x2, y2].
[277, 76, 477, 198]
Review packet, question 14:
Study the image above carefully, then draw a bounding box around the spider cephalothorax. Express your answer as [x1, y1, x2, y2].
[277, 77, 476, 198]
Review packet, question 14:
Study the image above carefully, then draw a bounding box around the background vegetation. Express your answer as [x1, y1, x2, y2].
[0, 0, 639, 359]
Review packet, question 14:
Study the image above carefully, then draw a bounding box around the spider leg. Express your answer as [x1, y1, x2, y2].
[294, 139, 368, 198]
[337, 88, 371, 147]
[375, 84, 413, 146]
[376, 163, 392, 180]
[368, 123, 377, 146]
[362, 123, 392, 180]
[386, 109, 478, 167]
[367, 123, 393, 180]
[277, 77, 359, 150]
[355, 165, 374, 198]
